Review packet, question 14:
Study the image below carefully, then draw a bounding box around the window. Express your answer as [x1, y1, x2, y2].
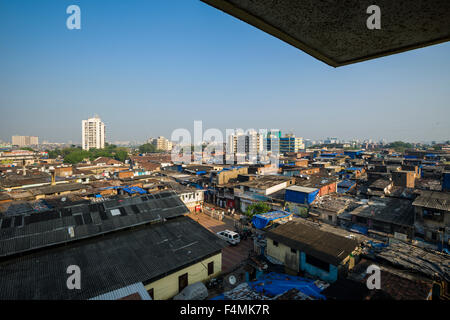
[147, 288, 154, 300]
[290, 248, 297, 254]
[355, 216, 367, 224]
[328, 215, 333, 221]
[179, 273, 188, 292]
[207, 262, 214, 276]
[273, 240, 278, 247]
[305, 254, 330, 272]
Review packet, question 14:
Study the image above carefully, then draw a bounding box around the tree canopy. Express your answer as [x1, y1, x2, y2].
[387, 141, 413, 153]
[46, 143, 130, 164]
[245, 202, 271, 218]
[138, 143, 164, 154]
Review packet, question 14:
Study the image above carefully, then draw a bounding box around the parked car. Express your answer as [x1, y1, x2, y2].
[217, 230, 241, 245]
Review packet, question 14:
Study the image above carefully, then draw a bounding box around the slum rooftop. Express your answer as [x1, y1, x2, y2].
[0, 190, 188, 258]
[238, 175, 293, 189]
[348, 198, 415, 227]
[266, 221, 359, 266]
[0, 216, 226, 300]
[412, 190, 450, 211]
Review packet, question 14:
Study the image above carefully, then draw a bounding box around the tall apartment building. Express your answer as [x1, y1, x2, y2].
[149, 136, 172, 151]
[279, 135, 305, 154]
[227, 130, 264, 162]
[266, 131, 281, 152]
[82, 115, 105, 151]
[12, 136, 39, 147]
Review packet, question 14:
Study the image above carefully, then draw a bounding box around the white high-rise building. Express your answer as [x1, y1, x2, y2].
[12, 136, 39, 146]
[227, 130, 264, 163]
[82, 115, 105, 150]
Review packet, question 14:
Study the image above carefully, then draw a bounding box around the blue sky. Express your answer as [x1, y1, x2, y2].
[1, 0, 449, 144]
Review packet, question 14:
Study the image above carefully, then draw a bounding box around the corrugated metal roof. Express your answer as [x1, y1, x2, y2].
[0, 191, 189, 257]
[90, 282, 151, 300]
[0, 216, 226, 300]
[286, 186, 318, 193]
[267, 221, 359, 266]
[412, 190, 450, 211]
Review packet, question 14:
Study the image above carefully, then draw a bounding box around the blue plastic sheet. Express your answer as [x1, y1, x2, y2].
[248, 272, 326, 300]
[350, 224, 368, 235]
[251, 211, 291, 229]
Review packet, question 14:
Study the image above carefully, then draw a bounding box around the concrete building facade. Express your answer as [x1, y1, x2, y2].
[12, 136, 39, 147]
[82, 115, 105, 150]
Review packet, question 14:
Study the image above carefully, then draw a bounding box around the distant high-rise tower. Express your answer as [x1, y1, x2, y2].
[82, 115, 105, 150]
[12, 136, 39, 147]
[148, 136, 173, 151]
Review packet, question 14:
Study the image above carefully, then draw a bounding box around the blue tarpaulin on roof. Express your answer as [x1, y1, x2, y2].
[122, 186, 147, 195]
[367, 240, 388, 249]
[337, 180, 356, 193]
[209, 272, 326, 300]
[350, 224, 368, 235]
[251, 211, 291, 229]
[248, 273, 326, 299]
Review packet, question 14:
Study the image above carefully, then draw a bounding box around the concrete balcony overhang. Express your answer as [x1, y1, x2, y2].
[201, 0, 450, 67]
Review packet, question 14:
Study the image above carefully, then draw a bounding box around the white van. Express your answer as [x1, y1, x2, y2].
[216, 230, 241, 245]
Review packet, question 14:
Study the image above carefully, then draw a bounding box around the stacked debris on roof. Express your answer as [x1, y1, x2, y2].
[362, 241, 450, 282]
[218, 283, 272, 300]
[348, 258, 434, 300]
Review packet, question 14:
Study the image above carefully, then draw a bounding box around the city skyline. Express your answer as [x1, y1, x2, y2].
[1, 0, 449, 144]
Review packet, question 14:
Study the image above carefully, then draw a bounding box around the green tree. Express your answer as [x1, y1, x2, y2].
[138, 143, 158, 153]
[64, 150, 90, 164]
[47, 144, 130, 164]
[387, 141, 413, 153]
[114, 149, 129, 162]
[46, 149, 62, 159]
[245, 202, 271, 218]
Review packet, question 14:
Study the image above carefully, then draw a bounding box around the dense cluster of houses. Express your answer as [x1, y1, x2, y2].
[0, 147, 449, 300]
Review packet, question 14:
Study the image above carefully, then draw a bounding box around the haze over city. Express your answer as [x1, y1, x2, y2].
[1, 0, 449, 144]
[1, 0, 450, 307]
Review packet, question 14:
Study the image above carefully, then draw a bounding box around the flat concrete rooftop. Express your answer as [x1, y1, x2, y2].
[202, 0, 450, 67]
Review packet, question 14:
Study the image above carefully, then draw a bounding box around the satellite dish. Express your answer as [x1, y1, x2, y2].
[61, 197, 67, 202]
[228, 275, 237, 286]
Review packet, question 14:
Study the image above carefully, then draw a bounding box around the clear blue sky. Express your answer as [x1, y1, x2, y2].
[1, 0, 449, 144]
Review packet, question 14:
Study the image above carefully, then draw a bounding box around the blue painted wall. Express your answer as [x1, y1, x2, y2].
[285, 189, 318, 205]
[299, 252, 338, 283]
[443, 172, 450, 191]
